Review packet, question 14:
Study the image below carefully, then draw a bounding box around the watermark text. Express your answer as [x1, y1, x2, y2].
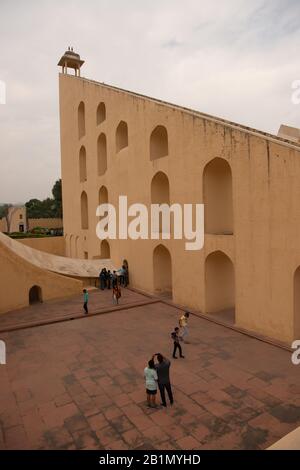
[96, 196, 204, 251]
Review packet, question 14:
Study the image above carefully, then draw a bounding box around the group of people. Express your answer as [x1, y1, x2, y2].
[144, 311, 190, 408]
[99, 268, 116, 290]
[83, 268, 191, 411]
[99, 264, 129, 290]
[82, 264, 130, 313]
[144, 354, 173, 408]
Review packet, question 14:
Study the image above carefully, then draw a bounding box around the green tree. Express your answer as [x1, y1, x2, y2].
[25, 179, 63, 219]
[0, 203, 13, 232]
[52, 179, 63, 218]
[25, 199, 44, 218]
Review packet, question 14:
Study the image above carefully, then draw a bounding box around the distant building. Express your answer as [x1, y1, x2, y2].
[0, 206, 27, 233]
[0, 207, 63, 234]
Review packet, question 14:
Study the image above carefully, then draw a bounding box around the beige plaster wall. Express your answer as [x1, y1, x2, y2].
[19, 236, 65, 256]
[0, 240, 82, 315]
[28, 218, 63, 230]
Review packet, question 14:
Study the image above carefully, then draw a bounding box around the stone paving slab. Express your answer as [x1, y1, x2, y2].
[0, 296, 299, 450]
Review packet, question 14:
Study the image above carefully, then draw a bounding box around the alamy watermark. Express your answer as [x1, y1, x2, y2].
[0, 80, 6, 104]
[291, 340, 300, 365]
[96, 196, 204, 251]
[0, 340, 6, 365]
[291, 80, 300, 105]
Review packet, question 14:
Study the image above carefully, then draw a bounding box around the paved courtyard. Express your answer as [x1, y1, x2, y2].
[0, 288, 149, 331]
[0, 290, 299, 450]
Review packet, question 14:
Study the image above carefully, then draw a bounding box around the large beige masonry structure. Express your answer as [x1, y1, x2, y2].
[59, 51, 300, 344]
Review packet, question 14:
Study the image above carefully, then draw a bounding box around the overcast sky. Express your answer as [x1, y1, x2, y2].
[0, 0, 299, 203]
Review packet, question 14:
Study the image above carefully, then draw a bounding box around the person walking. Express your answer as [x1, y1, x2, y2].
[144, 359, 158, 408]
[171, 327, 184, 359]
[153, 353, 174, 407]
[179, 311, 190, 343]
[83, 289, 89, 314]
[112, 284, 121, 305]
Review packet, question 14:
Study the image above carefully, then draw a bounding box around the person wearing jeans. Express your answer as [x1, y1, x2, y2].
[153, 353, 174, 407]
[144, 359, 158, 408]
[171, 327, 185, 359]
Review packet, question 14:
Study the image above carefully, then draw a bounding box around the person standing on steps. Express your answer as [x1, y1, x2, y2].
[179, 311, 190, 343]
[83, 289, 89, 314]
[153, 353, 174, 407]
[171, 327, 185, 359]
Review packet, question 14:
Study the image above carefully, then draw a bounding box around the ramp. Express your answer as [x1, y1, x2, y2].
[0, 232, 115, 278]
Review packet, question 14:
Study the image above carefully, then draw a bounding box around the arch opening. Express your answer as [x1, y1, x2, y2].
[100, 240, 110, 259]
[64, 234, 69, 257]
[79, 146, 87, 182]
[205, 250, 235, 322]
[29, 285, 42, 305]
[80, 191, 89, 229]
[151, 172, 170, 234]
[78, 101, 85, 139]
[151, 171, 170, 205]
[99, 185, 108, 205]
[97, 102, 106, 125]
[153, 244, 172, 298]
[75, 236, 79, 258]
[203, 158, 233, 235]
[69, 235, 73, 257]
[116, 121, 128, 152]
[97, 133, 107, 176]
[150, 125, 168, 160]
[98, 186, 109, 231]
